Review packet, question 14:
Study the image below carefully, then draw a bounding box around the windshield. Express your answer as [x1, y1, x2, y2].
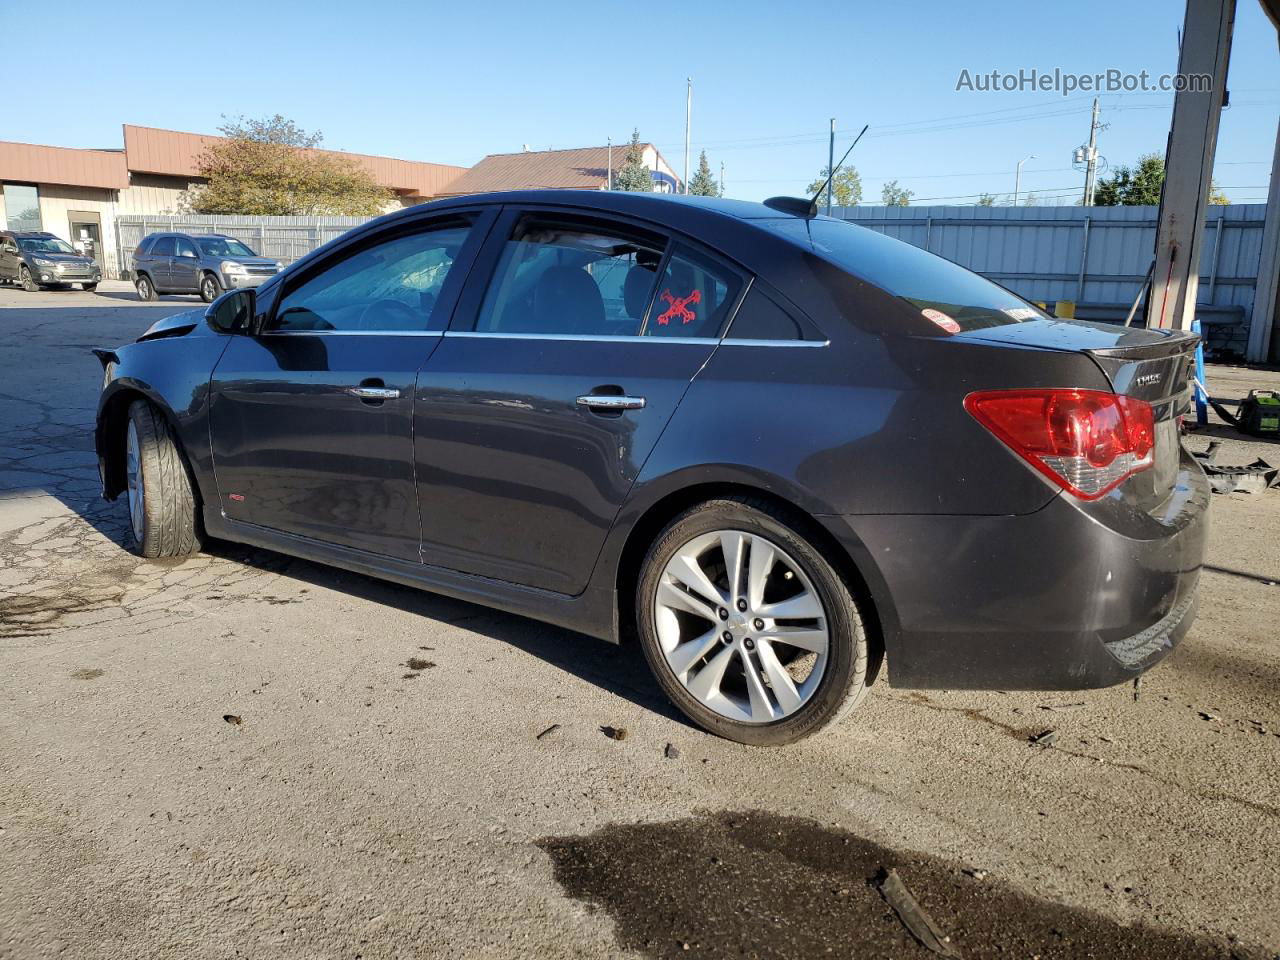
[19, 237, 77, 255]
[758, 218, 1047, 333]
[197, 237, 257, 258]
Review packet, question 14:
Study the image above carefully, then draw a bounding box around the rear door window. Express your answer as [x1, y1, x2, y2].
[642, 244, 743, 339]
[472, 217, 666, 336]
[759, 218, 1047, 332]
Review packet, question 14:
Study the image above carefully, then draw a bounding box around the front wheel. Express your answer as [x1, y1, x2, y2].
[637, 498, 871, 746]
[135, 274, 156, 301]
[20, 266, 39, 292]
[125, 399, 202, 558]
[199, 273, 221, 303]
[82, 282, 98, 292]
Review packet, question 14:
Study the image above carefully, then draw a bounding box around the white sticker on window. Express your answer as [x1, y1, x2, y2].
[921, 308, 961, 334]
[1002, 307, 1039, 321]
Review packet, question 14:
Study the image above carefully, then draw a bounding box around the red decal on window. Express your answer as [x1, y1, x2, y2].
[656, 288, 702, 325]
[228, 493, 245, 502]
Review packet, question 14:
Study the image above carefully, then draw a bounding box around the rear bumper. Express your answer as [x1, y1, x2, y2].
[822, 447, 1209, 690]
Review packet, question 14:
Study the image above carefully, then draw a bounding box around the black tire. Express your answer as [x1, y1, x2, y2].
[135, 274, 156, 301]
[125, 399, 201, 559]
[636, 497, 871, 746]
[20, 266, 40, 292]
[82, 283, 98, 292]
[199, 272, 222, 303]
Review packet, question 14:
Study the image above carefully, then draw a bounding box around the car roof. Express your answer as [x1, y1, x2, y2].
[5, 231, 58, 238]
[414, 189, 810, 223]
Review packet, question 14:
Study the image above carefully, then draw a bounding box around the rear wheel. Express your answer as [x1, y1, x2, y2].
[20, 266, 39, 292]
[637, 498, 870, 746]
[199, 272, 221, 303]
[125, 399, 201, 558]
[135, 274, 156, 301]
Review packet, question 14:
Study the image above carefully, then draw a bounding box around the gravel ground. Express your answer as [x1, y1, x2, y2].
[2, 281, 1278, 960]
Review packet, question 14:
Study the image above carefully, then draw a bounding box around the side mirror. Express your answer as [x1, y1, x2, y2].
[206, 288, 257, 334]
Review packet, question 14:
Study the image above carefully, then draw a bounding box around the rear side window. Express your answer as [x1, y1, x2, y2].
[725, 288, 807, 341]
[151, 236, 176, 256]
[759, 218, 1047, 332]
[642, 244, 742, 339]
[473, 218, 665, 336]
[270, 222, 471, 333]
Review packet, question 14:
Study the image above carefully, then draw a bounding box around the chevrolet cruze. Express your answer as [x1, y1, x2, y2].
[93, 191, 1208, 744]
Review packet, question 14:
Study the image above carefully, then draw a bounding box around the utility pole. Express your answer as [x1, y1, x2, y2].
[1014, 154, 1035, 206]
[683, 77, 692, 195]
[1082, 97, 1101, 206]
[607, 137, 612, 191]
[826, 118, 836, 215]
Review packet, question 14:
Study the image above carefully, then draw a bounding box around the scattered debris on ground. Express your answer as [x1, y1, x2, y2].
[1193, 443, 1278, 496]
[878, 867, 964, 958]
[222, 714, 242, 726]
[600, 726, 628, 741]
[664, 743, 681, 760]
[405, 657, 435, 671]
[536, 724, 561, 740]
[1029, 729, 1057, 747]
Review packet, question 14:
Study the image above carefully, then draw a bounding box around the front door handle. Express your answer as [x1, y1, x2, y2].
[348, 386, 401, 401]
[576, 394, 646, 412]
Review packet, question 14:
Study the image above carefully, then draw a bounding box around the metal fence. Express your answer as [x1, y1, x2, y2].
[113, 214, 376, 278]
[833, 204, 1268, 355]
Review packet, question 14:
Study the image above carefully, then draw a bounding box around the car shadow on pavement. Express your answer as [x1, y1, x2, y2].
[90, 291, 201, 305]
[201, 538, 691, 728]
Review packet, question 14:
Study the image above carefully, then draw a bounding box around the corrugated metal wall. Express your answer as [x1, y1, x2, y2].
[834, 204, 1266, 312]
[114, 214, 375, 276]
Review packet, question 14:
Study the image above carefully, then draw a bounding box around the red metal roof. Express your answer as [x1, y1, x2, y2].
[435, 145, 657, 196]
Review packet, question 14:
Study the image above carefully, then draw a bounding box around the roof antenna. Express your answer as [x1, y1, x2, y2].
[765, 124, 869, 218]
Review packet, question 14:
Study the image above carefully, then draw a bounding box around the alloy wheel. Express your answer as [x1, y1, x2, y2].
[653, 529, 829, 724]
[126, 420, 145, 544]
[201, 276, 218, 302]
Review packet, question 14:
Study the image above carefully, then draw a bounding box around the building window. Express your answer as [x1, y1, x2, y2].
[2, 184, 41, 231]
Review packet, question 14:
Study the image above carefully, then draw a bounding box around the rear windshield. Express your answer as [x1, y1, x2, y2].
[758, 218, 1047, 332]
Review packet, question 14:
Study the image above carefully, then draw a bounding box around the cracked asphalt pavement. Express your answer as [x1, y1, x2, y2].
[2, 282, 1278, 959]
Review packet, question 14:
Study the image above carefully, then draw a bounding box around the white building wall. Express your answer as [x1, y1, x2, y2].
[36, 184, 121, 279]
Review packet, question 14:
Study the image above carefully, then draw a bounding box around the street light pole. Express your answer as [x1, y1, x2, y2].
[826, 118, 836, 216]
[1014, 154, 1035, 207]
[683, 77, 692, 195]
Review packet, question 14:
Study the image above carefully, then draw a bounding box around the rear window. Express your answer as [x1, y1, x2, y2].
[758, 218, 1047, 332]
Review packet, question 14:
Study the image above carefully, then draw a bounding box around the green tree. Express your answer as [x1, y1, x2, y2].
[977, 193, 996, 207]
[805, 165, 862, 207]
[881, 180, 913, 207]
[1092, 152, 1231, 206]
[185, 114, 392, 216]
[688, 150, 719, 197]
[613, 129, 653, 192]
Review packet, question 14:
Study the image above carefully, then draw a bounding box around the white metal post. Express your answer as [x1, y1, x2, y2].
[683, 77, 692, 195]
[1247, 117, 1280, 361]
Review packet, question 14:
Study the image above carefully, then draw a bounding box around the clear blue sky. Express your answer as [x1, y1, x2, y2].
[8, 0, 1278, 204]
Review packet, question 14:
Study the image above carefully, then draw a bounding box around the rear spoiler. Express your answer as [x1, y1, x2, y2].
[1086, 329, 1199, 362]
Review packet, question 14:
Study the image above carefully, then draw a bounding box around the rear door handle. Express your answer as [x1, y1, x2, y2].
[348, 386, 401, 400]
[576, 394, 646, 411]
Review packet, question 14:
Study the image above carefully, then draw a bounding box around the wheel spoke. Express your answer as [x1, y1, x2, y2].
[719, 531, 746, 607]
[758, 641, 803, 713]
[746, 538, 776, 610]
[668, 550, 728, 610]
[756, 590, 822, 622]
[657, 579, 718, 621]
[666, 628, 722, 679]
[686, 645, 735, 702]
[740, 648, 776, 721]
[761, 625, 828, 654]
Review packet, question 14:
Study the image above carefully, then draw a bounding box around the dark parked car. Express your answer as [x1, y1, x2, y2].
[93, 191, 1207, 745]
[0, 231, 101, 291]
[131, 232, 281, 303]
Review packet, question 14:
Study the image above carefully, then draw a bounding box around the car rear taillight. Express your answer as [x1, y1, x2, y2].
[964, 389, 1156, 500]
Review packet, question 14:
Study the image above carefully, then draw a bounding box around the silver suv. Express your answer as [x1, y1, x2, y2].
[131, 232, 281, 302]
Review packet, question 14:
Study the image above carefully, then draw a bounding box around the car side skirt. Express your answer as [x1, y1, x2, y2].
[203, 510, 618, 642]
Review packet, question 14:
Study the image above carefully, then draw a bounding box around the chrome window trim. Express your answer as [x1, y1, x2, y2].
[444, 331, 722, 345]
[258, 329, 444, 337]
[720, 338, 830, 348]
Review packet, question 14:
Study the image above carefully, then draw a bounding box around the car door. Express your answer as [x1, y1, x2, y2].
[413, 207, 747, 595]
[0, 237, 17, 281]
[208, 209, 494, 561]
[171, 236, 201, 292]
[147, 235, 176, 289]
